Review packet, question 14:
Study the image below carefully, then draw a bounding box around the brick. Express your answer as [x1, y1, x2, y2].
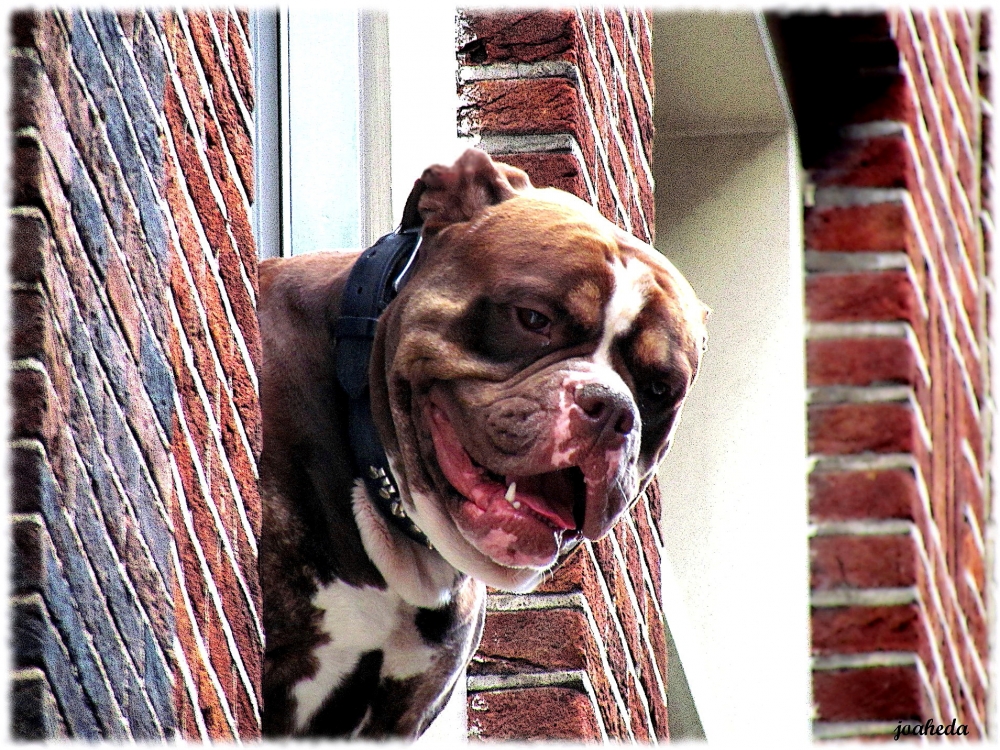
[641, 480, 662, 548]
[811, 604, 923, 654]
[235, 9, 249, 40]
[810, 469, 923, 522]
[11, 446, 48, 515]
[589, 538, 652, 735]
[12, 136, 45, 212]
[10, 51, 76, 183]
[458, 9, 578, 65]
[793, 5, 995, 738]
[461, 77, 582, 137]
[534, 545, 587, 594]
[11, 368, 50, 441]
[168, 239, 259, 437]
[11, 670, 67, 739]
[128, 12, 167, 112]
[13, 597, 103, 737]
[30, 487, 132, 740]
[54, 461, 172, 734]
[959, 515, 985, 592]
[139, 323, 176, 433]
[186, 11, 254, 197]
[9, 211, 50, 282]
[622, 676, 651, 742]
[625, 631, 663, 739]
[468, 687, 602, 741]
[11, 294, 51, 371]
[805, 203, 907, 251]
[811, 535, 918, 590]
[621, 20, 653, 149]
[29, 37, 170, 338]
[833, 76, 913, 134]
[807, 270, 921, 324]
[811, 136, 909, 188]
[813, 665, 928, 721]
[11, 10, 38, 47]
[809, 402, 920, 455]
[52, 322, 173, 593]
[86, 11, 164, 176]
[463, 12, 667, 738]
[64, 12, 169, 270]
[946, 10, 975, 79]
[171, 437, 261, 728]
[474, 608, 588, 675]
[174, 666, 204, 740]
[807, 338, 922, 387]
[219, 11, 254, 113]
[527, 550, 631, 739]
[12, 517, 44, 594]
[103, 250, 143, 358]
[582, 12, 650, 195]
[630, 499, 662, 593]
[47, 253, 172, 524]
[25, 382, 165, 738]
[164, 80, 260, 355]
[163, 13, 208, 138]
[929, 13, 977, 149]
[495, 151, 588, 196]
[173, 598, 237, 740]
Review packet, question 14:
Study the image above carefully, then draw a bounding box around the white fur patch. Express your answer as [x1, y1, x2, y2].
[549, 385, 576, 467]
[352, 481, 459, 609]
[594, 257, 653, 365]
[292, 579, 437, 731]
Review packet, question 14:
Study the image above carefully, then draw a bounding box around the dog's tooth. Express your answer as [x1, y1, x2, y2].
[512, 501, 521, 510]
[505, 481, 517, 503]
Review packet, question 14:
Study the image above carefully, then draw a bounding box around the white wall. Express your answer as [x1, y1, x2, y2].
[652, 13, 812, 744]
[389, 7, 469, 226]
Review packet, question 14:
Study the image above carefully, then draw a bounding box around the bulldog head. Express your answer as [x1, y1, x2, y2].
[370, 149, 708, 592]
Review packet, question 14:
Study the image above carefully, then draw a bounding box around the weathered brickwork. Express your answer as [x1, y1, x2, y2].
[779, 10, 992, 740]
[160, 10, 262, 739]
[9, 9, 262, 740]
[457, 9, 668, 741]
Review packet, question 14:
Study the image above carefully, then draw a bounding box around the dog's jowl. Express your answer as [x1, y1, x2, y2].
[258, 149, 708, 738]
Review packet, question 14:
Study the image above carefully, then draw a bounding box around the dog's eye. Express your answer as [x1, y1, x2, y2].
[642, 379, 680, 405]
[516, 307, 551, 333]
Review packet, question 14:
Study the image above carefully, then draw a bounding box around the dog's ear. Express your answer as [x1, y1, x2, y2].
[401, 149, 531, 235]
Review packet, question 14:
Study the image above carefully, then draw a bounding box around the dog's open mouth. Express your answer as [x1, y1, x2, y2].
[427, 403, 585, 567]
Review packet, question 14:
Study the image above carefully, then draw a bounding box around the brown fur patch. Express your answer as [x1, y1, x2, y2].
[563, 280, 603, 330]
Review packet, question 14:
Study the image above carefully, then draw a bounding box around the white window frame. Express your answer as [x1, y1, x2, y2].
[251, 8, 466, 260]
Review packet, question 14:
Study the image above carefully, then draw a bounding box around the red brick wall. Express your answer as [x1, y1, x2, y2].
[456, 9, 668, 741]
[9, 9, 262, 740]
[160, 10, 262, 739]
[781, 10, 992, 739]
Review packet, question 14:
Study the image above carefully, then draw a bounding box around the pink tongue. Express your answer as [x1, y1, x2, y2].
[428, 405, 577, 531]
[428, 406, 501, 510]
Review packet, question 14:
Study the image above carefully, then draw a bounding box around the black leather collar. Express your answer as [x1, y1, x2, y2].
[334, 228, 432, 548]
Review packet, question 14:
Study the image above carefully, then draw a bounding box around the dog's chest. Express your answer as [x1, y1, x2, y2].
[291, 577, 471, 736]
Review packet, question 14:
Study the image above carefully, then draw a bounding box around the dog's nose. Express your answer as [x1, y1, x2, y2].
[574, 383, 636, 440]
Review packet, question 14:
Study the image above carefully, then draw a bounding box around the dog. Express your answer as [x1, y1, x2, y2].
[258, 149, 708, 738]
